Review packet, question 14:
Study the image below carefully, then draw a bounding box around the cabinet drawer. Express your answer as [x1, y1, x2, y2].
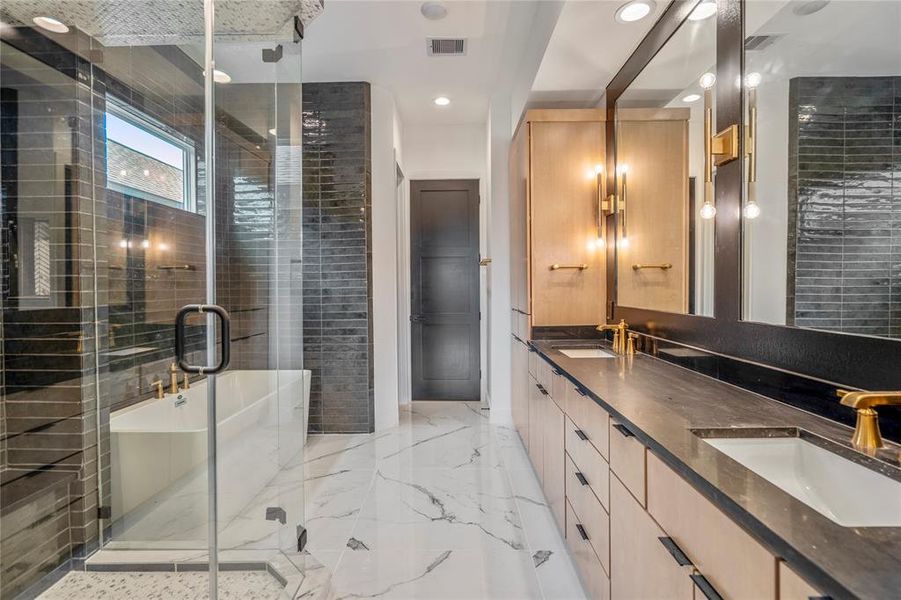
[537, 357, 554, 392]
[565, 454, 609, 573]
[550, 368, 567, 409]
[609, 419, 646, 506]
[565, 383, 609, 460]
[778, 563, 822, 600]
[610, 475, 694, 600]
[647, 452, 777, 600]
[565, 417, 609, 511]
[566, 500, 611, 600]
[528, 348, 538, 378]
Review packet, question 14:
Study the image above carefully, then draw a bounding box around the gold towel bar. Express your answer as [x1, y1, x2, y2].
[550, 264, 589, 271]
[632, 263, 672, 271]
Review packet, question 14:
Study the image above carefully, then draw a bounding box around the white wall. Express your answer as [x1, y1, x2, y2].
[371, 84, 403, 430]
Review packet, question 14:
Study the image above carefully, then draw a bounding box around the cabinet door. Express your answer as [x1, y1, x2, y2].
[527, 377, 545, 482]
[529, 120, 606, 326]
[511, 338, 529, 444]
[610, 475, 694, 600]
[542, 398, 566, 531]
[778, 563, 822, 600]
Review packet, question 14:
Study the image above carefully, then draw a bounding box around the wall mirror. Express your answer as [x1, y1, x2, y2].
[614, 0, 717, 316]
[742, 0, 901, 340]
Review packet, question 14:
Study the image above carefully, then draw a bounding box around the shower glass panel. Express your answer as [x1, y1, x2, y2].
[0, 1, 308, 597]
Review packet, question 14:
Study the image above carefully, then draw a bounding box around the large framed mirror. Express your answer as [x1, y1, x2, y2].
[742, 0, 901, 342]
[613, 0, 717, 316]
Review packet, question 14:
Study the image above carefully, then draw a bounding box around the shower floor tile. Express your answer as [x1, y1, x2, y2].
[40, 571, 285, 600]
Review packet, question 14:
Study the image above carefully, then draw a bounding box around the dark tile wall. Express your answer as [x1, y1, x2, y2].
[787, 76, 901, 338]
[302, 82, 374, 433]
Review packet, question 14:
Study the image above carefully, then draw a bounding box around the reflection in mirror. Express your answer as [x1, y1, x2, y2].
[614, 0, 717, 315]
[742, 0, 901, 339]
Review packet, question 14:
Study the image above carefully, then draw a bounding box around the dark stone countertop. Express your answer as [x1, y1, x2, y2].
[529, 339, 901, 600]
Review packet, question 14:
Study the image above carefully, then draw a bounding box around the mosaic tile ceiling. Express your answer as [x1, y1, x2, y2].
[0, 0, 324, 45]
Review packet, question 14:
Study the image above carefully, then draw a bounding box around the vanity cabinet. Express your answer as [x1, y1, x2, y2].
[509, 109, 606, 331]
[515, 353, 791, 600]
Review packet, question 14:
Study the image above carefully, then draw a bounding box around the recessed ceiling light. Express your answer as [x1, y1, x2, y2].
[213, 69, 231, 84]
[682, 93, 701, 103]
[420, 1, 448, 20]
[32, 16, 69, 33]
[687, 1, 717, 21]
[434, 96, 451, 106]
[615, 0, 655, 23]
[268, 128, 277, 136]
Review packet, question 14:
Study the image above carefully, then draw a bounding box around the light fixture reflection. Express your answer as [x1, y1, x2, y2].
[699, 201, 717, 220]
[699, 72, 717, 90]
[682, 93, 701, 103]
[743, 201, 761, 219]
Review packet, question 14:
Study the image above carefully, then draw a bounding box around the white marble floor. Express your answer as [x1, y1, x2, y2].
[304, 401, 586, 600]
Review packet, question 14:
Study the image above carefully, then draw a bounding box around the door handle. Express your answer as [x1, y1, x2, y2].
[175, 304, 231, 374]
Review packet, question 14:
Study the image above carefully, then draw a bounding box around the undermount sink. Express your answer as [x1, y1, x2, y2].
[556, 347, 615, 359]
[700, 431, 901, 527]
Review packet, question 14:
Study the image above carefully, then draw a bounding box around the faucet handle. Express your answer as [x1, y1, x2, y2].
[151, 379, 164, 399]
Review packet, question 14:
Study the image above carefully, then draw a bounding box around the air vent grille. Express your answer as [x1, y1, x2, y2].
[427, 38, 466, 56]
[744, 35, 781, 51]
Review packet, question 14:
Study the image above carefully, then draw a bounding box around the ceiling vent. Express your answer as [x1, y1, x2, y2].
[427, 38, 466, 56]
[744, 35, 781, 51]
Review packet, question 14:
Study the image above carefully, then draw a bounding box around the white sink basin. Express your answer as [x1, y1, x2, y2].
[558, 348, 615, 359]
[703, 436, 901, 527]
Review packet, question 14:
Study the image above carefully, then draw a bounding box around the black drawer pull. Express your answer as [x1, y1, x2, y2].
[575, 524, 589, 541]
[690, 574, 723, 600]
[808, 597, 833, 600]
[574, 429, 589, 441]
[574, 387, 588, 397]
[575, 471, 589, 486]
[552, 368, 562, 376]
[536, 384, 549, 396]
[658, 537, 692, 567]
[612, 423, 634, 438]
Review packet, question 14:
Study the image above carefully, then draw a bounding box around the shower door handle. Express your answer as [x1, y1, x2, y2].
[175, 304, 231, 375]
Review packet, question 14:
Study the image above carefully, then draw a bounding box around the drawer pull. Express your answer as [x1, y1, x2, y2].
[808, 597, 833, 600]
[536, 384, 549, 396]
[575, 471, 589, 486]
[690, 574, 724, 600]
[552, 368, 562, 376]
[612, 422, 634, 438]
[574, 429, 589, 441]
[574, 387, 588, 397]
[657, 536, 692, 567]
[575, 524, 589, 541]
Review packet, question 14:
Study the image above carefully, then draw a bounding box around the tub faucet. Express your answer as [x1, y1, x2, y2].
[151, 380, 164, 400]
[169, 362, 180, 394]
[182, 373, 190, 391]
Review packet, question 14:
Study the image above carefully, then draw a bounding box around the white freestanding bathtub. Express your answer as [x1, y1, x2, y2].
[110, 369, 311, 522]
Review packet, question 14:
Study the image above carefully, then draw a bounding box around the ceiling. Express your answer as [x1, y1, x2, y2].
[529, 0, 665, 108]
[301, 0, 542, 125]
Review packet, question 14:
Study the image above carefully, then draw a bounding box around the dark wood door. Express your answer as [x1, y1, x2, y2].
[410, 179, 480, 400]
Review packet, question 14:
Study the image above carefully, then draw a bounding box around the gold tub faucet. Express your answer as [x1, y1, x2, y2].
[169, 362, 180, 394]
[837, 389, 901, 452]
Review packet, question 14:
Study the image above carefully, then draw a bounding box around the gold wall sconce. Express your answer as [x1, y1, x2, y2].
[699, 71, 740, 220]
[743, 72, 762, 219]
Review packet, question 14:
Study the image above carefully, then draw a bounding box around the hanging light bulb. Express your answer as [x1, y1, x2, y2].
[699, 201, 717, 220]
[743, 200, 761, 219]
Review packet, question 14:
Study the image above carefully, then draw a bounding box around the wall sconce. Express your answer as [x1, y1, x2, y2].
[743, 72, 762, 219]
[617, 164, 629, 244]
[595, 164, 606, 247]
[699, 71, 740, 221]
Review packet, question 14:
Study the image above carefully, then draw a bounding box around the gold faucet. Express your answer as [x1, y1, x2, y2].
[169, 362, 180, 394]
[597, 319, 629, 354]
[837, 389, 901, 452]
[151, 379, 164, 400]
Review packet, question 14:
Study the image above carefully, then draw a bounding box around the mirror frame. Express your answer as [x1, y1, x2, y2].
[604, 0, 900, 390]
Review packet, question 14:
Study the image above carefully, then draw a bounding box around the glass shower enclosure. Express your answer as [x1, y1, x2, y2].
[0, 1, 311, 597]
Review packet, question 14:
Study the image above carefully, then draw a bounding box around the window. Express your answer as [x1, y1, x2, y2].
[105, 98, 196, 210]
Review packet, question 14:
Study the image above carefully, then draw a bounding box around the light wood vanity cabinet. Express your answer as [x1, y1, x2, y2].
[647, 452, 778, 600]
[509, 109, 606, 331]
[513, 355, 797, 600]
[610, 475, 694, 600]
